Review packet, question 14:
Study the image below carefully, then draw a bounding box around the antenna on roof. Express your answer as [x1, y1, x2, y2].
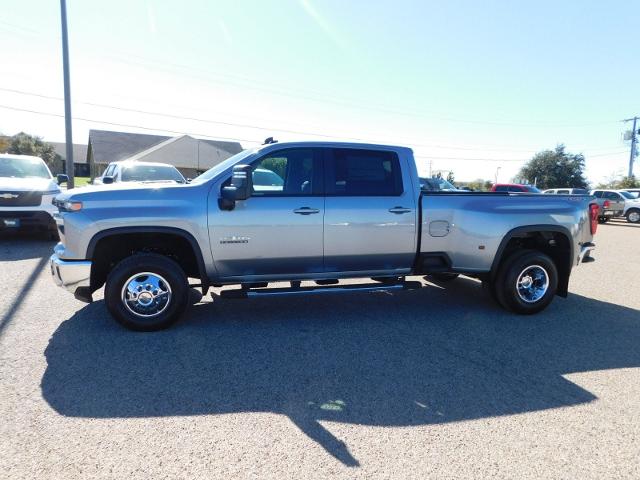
[263, 137, 278, 145]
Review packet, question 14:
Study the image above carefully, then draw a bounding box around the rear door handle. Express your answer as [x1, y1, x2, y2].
[293, 207, 320, 215]
[388, 206, 412, 214]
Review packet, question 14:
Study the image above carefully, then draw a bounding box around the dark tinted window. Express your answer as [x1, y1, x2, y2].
[508, 186, 523, 192]
[251, 148, 317, 196]
[592, 191, 603, 198]
[603, 191, 622, 200]
[494, 185, 509, 192]
[572, 189, 588, 195]
[557, 189, 570, 194]
[326, 149, 402, 196]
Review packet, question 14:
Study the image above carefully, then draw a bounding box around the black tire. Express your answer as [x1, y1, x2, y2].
[105, 253, 189, 331]
[626, 209, 640, 224]
[494, 249, 558, 315]
[426, 273, 460, 282]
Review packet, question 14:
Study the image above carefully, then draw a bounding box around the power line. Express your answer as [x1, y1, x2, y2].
[0, 104, 259, 144]
[0, 20, 620, 129]
[0, 86, 626, 154]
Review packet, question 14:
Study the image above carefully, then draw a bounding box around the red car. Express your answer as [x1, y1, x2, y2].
[491, 183, 542, 193]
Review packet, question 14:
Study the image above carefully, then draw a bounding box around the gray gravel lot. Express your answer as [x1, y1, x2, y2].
[1, 220, 639, 479]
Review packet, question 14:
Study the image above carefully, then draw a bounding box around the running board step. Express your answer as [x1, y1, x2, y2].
[219, 281, 422, 299]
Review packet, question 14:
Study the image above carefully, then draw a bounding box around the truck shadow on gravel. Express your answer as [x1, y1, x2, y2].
[41, 279, 640, 467]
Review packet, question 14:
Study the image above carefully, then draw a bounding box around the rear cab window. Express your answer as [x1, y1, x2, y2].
[325, 148, 403, 196]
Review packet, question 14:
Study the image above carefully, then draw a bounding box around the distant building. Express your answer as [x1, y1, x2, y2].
[50, 142, 89, 177]
[87, 130, 244, 179]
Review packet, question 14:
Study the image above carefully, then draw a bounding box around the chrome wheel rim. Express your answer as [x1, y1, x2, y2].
[516, 265, 549, 304]
[629, 211, 640, 223]
[121, 272, 172, 317]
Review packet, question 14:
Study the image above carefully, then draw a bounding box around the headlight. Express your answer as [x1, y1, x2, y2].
[54, 198, 83, 212]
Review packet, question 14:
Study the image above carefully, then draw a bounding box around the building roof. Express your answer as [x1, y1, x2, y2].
[50, 142, 89, 164]
[88, 130, 243, 166]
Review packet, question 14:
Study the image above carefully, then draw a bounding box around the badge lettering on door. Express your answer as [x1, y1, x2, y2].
[220, 236, 250, 244]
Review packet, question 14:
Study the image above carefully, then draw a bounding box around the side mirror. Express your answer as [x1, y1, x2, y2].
[57, 174, 69, 185]
[102, 176, 114, 185]
[219, 164, 253, 210]
[186, 178, 192, 184]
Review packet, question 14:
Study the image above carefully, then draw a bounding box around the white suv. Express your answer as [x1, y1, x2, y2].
[0, 154, 60, 237]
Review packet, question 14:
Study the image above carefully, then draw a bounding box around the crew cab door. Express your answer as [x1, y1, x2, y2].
[210, 148, 324, 279]
[322, 148, 417, 273]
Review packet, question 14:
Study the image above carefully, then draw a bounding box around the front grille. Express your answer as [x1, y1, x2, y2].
[0, 191, 43, 207]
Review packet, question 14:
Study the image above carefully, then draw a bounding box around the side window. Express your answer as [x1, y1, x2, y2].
[508, 186, 522, 192]
[592, 191, 603, 198]
[495, 185, 509, 192]
[251, 148, 317, 196]
[103, 164, 115, 177]
[326, 149, 403, 196]
[603, 192, 619, 200]
[557, 189, 570, 194]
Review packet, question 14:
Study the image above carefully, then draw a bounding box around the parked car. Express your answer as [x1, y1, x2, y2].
[617, 190, 640, 223]
[590, 190, 626, 223]
[491, 183, 542, 193]
[93, 161, 187, 185]
[419, 176, 464, 192]
[50, 141, 597, 331]
[623, 188, 640, 199]
[542, 188, 590, 195]
[0, 153, 60, 238]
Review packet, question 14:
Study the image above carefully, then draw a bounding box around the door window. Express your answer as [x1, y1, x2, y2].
[325, 149, 403, 196]
[251, 149, 319, 196]
[603, 192, 622, 200]
[592, 191, 603, 198]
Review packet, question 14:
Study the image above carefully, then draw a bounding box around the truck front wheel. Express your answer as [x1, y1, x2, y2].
[105, 253, 189, 331]
[494, 250, 558, 315]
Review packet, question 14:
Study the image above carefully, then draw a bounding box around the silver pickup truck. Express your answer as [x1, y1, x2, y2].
[50, 141, 597, 331]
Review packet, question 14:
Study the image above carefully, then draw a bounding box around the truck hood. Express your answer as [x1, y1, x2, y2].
[54, 180, 192, 203]
[0, 176, 58, 192]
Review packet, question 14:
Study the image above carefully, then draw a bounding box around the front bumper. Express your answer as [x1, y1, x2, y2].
[50, 253, 92, 295]
[0, 210, 56, 231]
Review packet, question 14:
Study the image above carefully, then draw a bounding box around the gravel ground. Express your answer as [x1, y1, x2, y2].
[1, 220, 639, 479]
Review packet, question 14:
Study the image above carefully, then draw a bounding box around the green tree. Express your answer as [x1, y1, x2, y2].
[597, 174, 640, 189]
[517, 145, 588, 190]
[446, 171, 455, 183]
[7, 132, 63, 173]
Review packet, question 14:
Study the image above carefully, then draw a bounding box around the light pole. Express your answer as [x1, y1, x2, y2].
[494, 166, 501, 184]
[60, 0, 74, 188]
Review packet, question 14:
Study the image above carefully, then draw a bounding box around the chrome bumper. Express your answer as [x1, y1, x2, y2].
[578, 242, 595, 264]
[50, 254, 92, 294]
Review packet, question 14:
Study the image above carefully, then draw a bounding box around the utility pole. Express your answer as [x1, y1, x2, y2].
[623, 116, 638, 178]
[494, 166, 501, 184]
[60, 0, 74, 188]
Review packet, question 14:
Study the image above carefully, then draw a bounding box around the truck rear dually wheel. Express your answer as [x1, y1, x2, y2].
[105, 253, 189, 331]
[494, 250, 558, 314]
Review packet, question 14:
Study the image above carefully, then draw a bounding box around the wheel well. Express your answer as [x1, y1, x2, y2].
[491, 230, 572, 297]
[89, 232, 203, 291]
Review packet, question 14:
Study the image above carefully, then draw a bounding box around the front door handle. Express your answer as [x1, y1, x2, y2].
[388, 206, 412, 214]
[293, 207, 320, 215]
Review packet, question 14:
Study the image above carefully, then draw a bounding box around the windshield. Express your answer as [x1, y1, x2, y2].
[525, 185, 542, 193]
[191, 149, 256, 184]
[619, 191, 636, 199]
[420, 177, 456, 191]
[121, 164, 185, 183]
[0, 157, 51, 179]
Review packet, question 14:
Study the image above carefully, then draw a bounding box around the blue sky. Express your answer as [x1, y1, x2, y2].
[0, 0, 638, 183]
